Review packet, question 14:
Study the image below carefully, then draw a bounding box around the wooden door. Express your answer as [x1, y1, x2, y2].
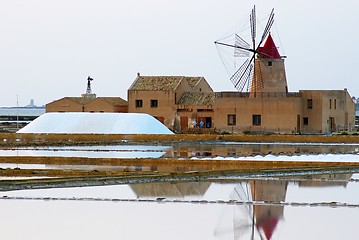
[330, 117, 336, 132]
[180, 116, 188, 132]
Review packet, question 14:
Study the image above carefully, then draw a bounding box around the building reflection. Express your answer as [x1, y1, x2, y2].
[215, 173, 353, 240]
[298, 173, 352, 187]
[165, 143, 359, 158]
[130, 182, 211, 198]
[218, 180, 287, 240]
[251, 180, 287, 240]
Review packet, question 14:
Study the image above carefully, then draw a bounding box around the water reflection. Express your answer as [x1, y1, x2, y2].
[126, 174, 354, 240]
[214, 173, 354, 240]
[0, 173, 358, 240]
[297, 173, 352, 187]
[0, 145, 170, 158]
[1, 141, 359, 240]
[1, 142, 359, 159]
[131, 182, 211, 198]
[213, 180, 287, 240]
[214, 174, 358, 240]
[167, 142, 359, 158]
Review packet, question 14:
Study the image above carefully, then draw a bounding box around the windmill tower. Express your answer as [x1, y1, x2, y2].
[215, 6, 288, 96]
[81, 76, 96, 99]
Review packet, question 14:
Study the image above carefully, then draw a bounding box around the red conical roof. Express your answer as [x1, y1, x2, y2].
[257, 34, 281, 58]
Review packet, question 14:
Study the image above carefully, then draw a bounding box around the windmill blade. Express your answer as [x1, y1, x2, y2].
[234, 34, 250, 57]
[230, 57, 254, 91]
[257, 8, 275, 48]
[250, 6, 256, 49]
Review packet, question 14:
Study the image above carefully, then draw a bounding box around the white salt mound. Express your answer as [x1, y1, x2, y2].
[17, 112, 173, 134]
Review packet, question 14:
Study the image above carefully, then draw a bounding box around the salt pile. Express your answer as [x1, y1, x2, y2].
[17, 112, 173, 134]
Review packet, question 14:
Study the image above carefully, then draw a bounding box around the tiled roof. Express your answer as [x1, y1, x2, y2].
[129, 76, 202, 91]
[177, 92, 215, 105]
[97, 97, 128, 106]
[66, 97, 94, 105]
[185, 77, 202, 88]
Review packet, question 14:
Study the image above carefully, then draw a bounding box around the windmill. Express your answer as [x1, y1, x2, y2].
[81, 76, 96, 99]
[215, 6, 278, 93]
[86, 76, 94, 95]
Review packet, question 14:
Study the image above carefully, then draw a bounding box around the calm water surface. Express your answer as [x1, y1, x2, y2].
[1, 142, 359, 239]
[1, 173, 359, 240]
[1, 142, 359, 159]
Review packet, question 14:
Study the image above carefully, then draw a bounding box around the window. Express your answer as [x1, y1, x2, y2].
[252, 115, 261, 126]
[334, 99, 337, 109]
[135, 99, 143, 108]
[227, 114, 236, 126]
[307, 99, 313, 109]
[329, 99, 332, 109]
[303, 117, 309, 125]
[268, 61, 272, 66]
[150, 99, 158, 108]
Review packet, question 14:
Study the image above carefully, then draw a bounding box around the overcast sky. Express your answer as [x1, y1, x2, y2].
[1, 0, 358, 106]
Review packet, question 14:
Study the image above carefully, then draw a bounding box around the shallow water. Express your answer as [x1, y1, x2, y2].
[1, 173, 359, 240]
[1, 142, 359, 239]
[2, 173, 358, 201]
[0, 145, 170, 158]
[1, 199, 358, 240]
[1, 142, 359, 159]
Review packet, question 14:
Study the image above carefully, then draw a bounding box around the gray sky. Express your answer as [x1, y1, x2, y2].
[1, 0, 358, 106]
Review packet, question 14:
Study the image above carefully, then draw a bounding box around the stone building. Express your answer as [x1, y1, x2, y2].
[45, 34, 355, 134]
[127, 35, 355, 134]
[211, 34, 354, 134]
[46, 76, 128, 113]
[46, 96, 128, 113]
[127, 74, 213, 131]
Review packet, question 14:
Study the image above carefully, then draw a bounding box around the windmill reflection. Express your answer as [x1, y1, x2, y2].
[214, 180, 287, 240]
[215, 173, 353, 240]
[250, 180, 287, 240]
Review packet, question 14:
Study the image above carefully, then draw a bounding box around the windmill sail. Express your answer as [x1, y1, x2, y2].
[258, 8, 275, 49]
[230, 59, 253, 92]
[234, 34, 250, 57]
[215, 6, 276, 94]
